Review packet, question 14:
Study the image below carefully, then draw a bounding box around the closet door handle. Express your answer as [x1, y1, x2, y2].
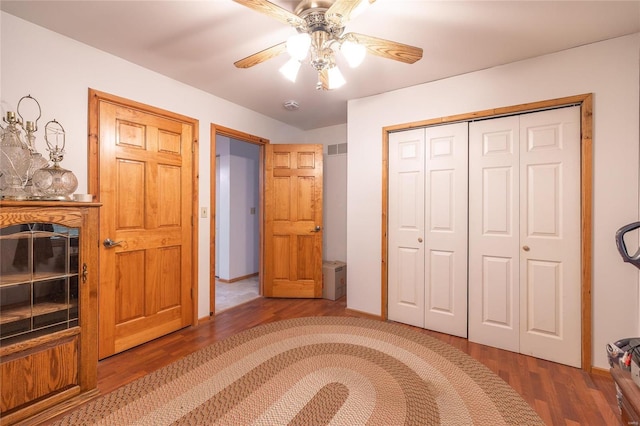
[418, 238, 423, 243]
[522, 245, 530, 252]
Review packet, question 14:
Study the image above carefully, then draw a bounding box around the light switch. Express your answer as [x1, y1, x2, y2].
[200, 207, 208, 218]
[250, 207, 256, 215]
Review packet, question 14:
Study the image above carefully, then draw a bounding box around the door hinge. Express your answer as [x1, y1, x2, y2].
[190, 288, 193, 300]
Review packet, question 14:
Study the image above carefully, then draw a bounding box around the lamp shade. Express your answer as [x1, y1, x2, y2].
[286, 33, 311, 61]
[279, 58, 302, 82]
[327, 65, 346, 89]
[341, 40, 366, 68]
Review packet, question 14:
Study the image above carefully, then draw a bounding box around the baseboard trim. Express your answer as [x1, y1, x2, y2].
[217, 272, 258, 283]
[344, 307, 383, 321]
[198, 315, 213, 325]
[590, 366, 611, 377]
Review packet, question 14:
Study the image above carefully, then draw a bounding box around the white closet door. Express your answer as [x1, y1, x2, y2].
[388, 129, 425, 327]
[519, 106, 581, 367]
[469, 116, 521, 352]
[424, 123, 468, 337]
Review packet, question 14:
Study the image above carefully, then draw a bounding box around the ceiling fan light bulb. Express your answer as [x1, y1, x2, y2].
[286, 33, 311, 61]
[279, 58, 301, 82]
[327, 66, 346, 89]
[341, 40, 366, 68]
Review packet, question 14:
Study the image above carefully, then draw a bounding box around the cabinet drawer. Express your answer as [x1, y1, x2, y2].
[1, 333, 79, 414]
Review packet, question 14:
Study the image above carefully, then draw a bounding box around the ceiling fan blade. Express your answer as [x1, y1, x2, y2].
[345, 32, 423, 64]
[234, 42, 287, 68]
[326, 0, 376, 25]
[233, 0, 306, 28]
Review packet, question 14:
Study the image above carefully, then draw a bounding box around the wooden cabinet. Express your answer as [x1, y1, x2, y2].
[0, 201, 100, 425]
[611, 365, 640, 425]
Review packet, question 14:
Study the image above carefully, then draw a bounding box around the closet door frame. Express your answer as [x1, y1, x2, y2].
[381, 93, 593, 372]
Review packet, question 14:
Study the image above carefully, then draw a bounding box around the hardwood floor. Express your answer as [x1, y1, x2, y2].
[91, 297, 620, 425]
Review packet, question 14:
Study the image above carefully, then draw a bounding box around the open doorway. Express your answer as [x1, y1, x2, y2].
[210, 125, 268, 315]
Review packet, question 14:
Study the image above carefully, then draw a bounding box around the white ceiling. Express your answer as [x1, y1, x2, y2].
[2, 1, 639, 130]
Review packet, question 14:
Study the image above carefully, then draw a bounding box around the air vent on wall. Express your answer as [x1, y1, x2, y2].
[327, 143, 347, 156]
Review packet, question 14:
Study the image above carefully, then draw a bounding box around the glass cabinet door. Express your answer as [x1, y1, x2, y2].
[0, 223, 80, 345]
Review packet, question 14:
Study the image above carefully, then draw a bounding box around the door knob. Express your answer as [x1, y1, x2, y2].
[103, 238, 125, 248]
[418, 238, 423, 243]
[522, 245, 530, 252]
[311, 226, 321, 233]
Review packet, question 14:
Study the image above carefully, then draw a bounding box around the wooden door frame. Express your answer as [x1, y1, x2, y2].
[87, 88, 200, 327]
[381, 93, 593, 371]
[209, 124, 268, 317]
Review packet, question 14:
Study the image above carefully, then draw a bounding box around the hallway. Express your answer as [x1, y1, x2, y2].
[215, 275, 260, 313]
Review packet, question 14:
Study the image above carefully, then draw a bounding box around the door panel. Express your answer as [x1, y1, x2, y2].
[388, 129, 425, 327]
[519, 106, 581, 367]
[98, 101, 193, 359]
[424, 123, 468, 337]
[264, 144, 323, 298]
[469, 106, 581, 366]
[481, 255, 514, 327]
[469, 116, 520, 352]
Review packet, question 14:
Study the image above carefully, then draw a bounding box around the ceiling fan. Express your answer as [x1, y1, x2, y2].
[232, 0, 423, 90]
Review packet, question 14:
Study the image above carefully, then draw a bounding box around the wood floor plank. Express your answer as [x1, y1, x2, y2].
[44, 296, 622, 425]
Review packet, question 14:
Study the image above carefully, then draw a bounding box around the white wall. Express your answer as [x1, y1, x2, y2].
[0, 12, 307, 319]
[216, 137, 231, 280]
[228, 139, 260, 279]
[347, 33, 640, 369]
[214, 137, 259, 281]
[305, 124, 348, 262]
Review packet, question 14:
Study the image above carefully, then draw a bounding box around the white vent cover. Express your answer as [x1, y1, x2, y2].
[328, 143, 347, 155]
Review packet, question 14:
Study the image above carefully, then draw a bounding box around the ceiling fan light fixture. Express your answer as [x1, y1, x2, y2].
[233, 0, 423, 91]
[341, 40, 366, 68]
[286, 32, 311, 61]
[327, 65, 346, 89]
[279, 57, 302, 82]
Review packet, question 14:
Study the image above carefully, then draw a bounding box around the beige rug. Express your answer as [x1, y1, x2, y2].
[55, 317, 544, 425]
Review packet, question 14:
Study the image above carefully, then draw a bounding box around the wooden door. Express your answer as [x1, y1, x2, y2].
[96, 98, 195, 359]
[388, 129, 426, 327]
[423, 123, 468, 338]
[264, 144, 323, 298]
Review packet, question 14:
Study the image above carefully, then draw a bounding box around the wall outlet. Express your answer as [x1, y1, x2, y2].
[200, 207, 208, 218]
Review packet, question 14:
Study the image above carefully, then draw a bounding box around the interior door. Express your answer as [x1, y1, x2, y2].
[469, 106, 581, 367]
[388, 124, 469, 334]
[468, 115, 521, 352]
[388, 129, 426, 327]
[264, 144, 323, 298]
[518, 106, 581, 367]
[423, 123, 468, 338]
[97, 99, 194, 359]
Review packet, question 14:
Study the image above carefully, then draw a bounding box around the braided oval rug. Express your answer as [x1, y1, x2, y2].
[55, 316, 544, 425]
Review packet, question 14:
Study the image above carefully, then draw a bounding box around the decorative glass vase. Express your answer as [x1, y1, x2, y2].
[24, 128, 49, 198]
[0, 112, 31, 199]
[31, 119, 77, 200]
[17, 96, 49, 198]
[32, 163, 78, 200]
